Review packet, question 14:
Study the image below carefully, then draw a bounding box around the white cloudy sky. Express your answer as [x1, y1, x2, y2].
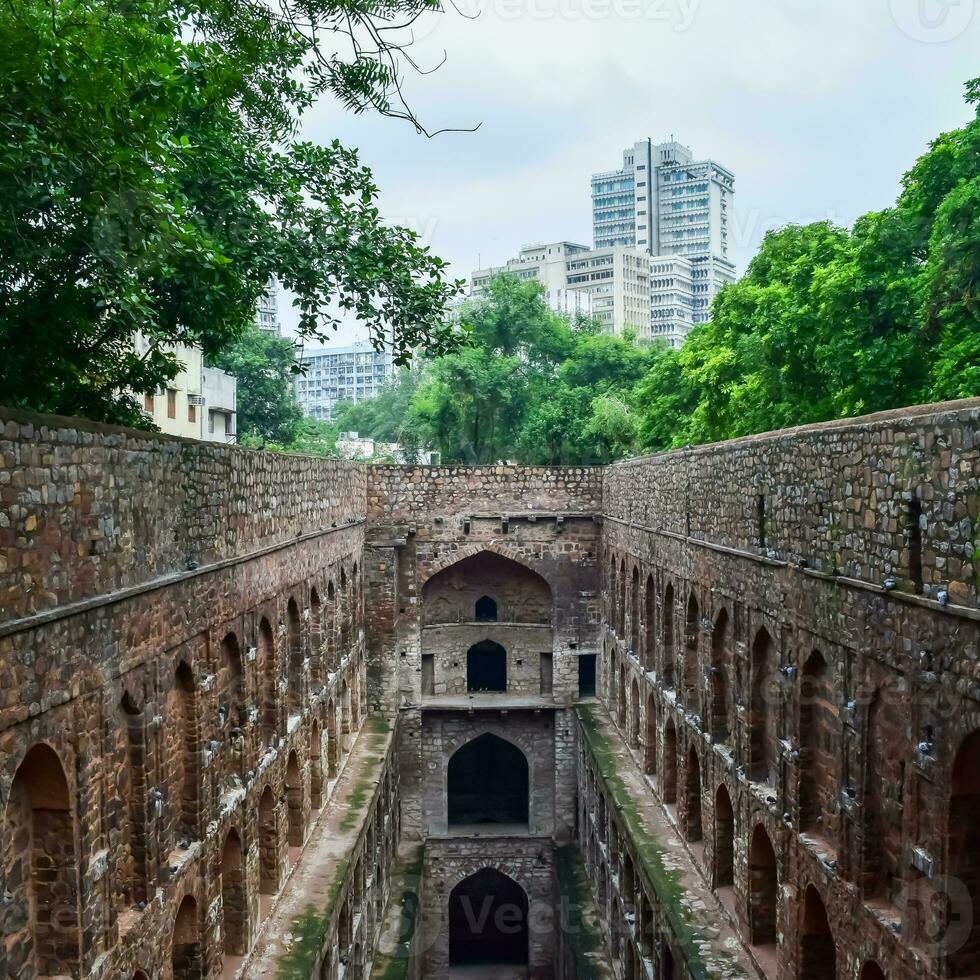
[282, 0, 980, 343]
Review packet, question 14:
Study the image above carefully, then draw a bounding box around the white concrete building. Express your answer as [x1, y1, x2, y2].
[592, 139, 736, 346]
[136, 339, 237, 442]
[294, 340, 393, 421]
[470, 241, 651, 339]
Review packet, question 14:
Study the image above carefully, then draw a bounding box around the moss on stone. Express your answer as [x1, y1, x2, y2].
[370, 844, 425, 980]
[554, 843, 607, 979]
[576, 705, 745, 980]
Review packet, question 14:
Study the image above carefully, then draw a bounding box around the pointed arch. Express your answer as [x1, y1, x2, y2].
[662, 582, 675, 688]
[748, 824, 778, 946]
[630, 565, 640, 649]
[948, 729, 980, 974]
[3, 744, 80, 978]
[467, 640, 507, 693]
[685, 745, 703, 842]
[258, 616, 277, 747]
[287, 596, 303, 714]
[645, 693, 658, 775]
[221, 631, 246, 731]
[310, 721, 323, 809]
[714, 784, 734, 888]
[326, 697, 339, 778]
[310, 587, 323, 686]
[258, 785, 279, 895]
[221, 829, 247, 956]
[710, 609, 731, 742]
[449, 868, 528, 966]
[174, 661, 199, 838]
[629, 677, 641, 751]
[749, 628, 775, 784]
[800, 885, 836, 980]
[618, 558, 627, 637]
[172, 894, 203, 980]
[121, 691, 149, 906]
[684, 591, 699, 705]
[644, 573, 656, 670]
[663, 718, 678, 804]
[286, 750, 304, 847]
[447, 733, 529, 827]
[799, 650, 834, 834]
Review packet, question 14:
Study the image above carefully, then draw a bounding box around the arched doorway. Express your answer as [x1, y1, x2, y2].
[710, 609, 731, 742]
[645, 694, 657, 776]
[662, 582, 675, 688]
[948, 729, 980, 975]
[286, 751, 304, 847]
[799, 650, 834, 834]
[714, 785, 734, 888]
[685, 746, 703, 842]
[467, 640, 507, 692]
[447, 733, 529, 828]
[172, 894, 203, 980]
[749, 824, 778, 947]
[258, 785, 279, 895]
[3, 744, 80, 978]
[859, 962, 885, 980]
[800, 885, 836, 980]
[663, 719, 677, 804]
[684, 592, 699, 705]
[449, 868, 528, 967]
[750, 628, 775, 784]
[221, 829, 247, 956]
[629, 678, 641, 750]
[258, 616, 277, 746]
[310, 722, 323, 809]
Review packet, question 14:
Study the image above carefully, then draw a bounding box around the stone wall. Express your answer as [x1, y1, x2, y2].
[0, 408, 375, 980]
[596, 399, 980, 980]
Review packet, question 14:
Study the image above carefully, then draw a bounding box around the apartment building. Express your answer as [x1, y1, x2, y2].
[294, 340, 394, 421]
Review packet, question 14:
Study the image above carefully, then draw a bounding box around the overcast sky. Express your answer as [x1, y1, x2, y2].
[282, 0, 980, 344]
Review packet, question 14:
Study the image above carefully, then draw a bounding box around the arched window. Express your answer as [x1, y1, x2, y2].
[684, 592, 699, 704]
[174, 661, 199, 839]
[662, 583, 675, 688]
[714, 785, 734, 888]
[121, 691, 148, 906]
[948, 730, 980, 975]
[172, 894, 203, 980]
[800, 885, 836, 980]
[221, 632, 245, 730]
[748, 825, 778, 946]
[258, 785, 279, 895]
[644, 574, 655, 669]
[663, 719, 678, 804]
[310, 722, 323, 809]
[645, 694, 657, 776]
[799, 650, 834, 835]
[859, 962, 886, 980]
[467, 640, 507, 693]
[449, 869, 528, 966]
[286, 750, 304, 847]
[310, 588, 323, 686]
[475, 595, 498, 622]
[685, 746, 703, 842]
[287, 597, 302, 714]
[258, 617, 277, 747]
[221, 830, 247, 957]
[3, 744, 80, 978]
[749, 628, 775, 784]
[447, 734, 529, 828]
[618, 559, 627, 637]
[710, 610, 731, 742]
[629, 678, 641, 751]
[630, 566, 640, 648]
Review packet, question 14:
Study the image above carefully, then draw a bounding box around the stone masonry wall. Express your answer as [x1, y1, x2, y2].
[0, 408, 373, 980]
[596, 399, 980, 980]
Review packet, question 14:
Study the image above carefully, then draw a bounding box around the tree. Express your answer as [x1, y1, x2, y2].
[0, 0, 462, 426]
[633, 76, 980, 451]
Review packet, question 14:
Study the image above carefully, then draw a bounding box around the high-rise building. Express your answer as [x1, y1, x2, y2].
[294, 340, 393, 421]
[255, 278, 281, 335]
[592, 139, 736, 346]
[471, 241, 651, 339]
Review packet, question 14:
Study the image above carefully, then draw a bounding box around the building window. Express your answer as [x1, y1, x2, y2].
[143, 393, 154, 413]
[188, 404, 196, 423]
[167, 389, 176, 419]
